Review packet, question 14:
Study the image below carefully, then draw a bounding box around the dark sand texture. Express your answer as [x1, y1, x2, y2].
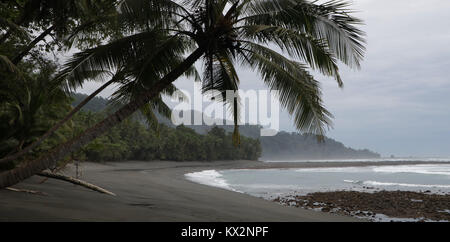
[0, 160, 363, 222]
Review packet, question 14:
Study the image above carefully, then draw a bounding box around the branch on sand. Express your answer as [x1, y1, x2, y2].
[37, 171, 116, 196]
[5, 187, 47, 195]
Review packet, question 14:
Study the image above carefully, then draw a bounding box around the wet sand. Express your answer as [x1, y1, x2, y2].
[1, 160, 447, 222]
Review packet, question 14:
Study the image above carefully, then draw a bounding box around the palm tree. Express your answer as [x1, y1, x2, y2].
[1, 0, 119, 64]
[0, 0, 125, 164]
[0, 0, 123, 158]
[0, 62, 70, 162]
[0, 0, 365, 188]
[0, 69, 119, 165]
[0, 26, 197, 165]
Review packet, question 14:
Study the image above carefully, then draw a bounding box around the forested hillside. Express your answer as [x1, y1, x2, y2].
[72, 94, 380, 160]
[259, 132, 380, 160]
[71, 111, 261, 162]
[71, 93, 110, 113]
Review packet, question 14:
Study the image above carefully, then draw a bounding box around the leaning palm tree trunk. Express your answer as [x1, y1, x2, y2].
[12, 25, 55, 65]
[0, 47, 205, 188]
[0, 78, 115, 165]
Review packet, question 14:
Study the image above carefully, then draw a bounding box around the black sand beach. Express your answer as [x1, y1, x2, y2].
[2, 160, 448, 222]
[0, 160, 361, 222]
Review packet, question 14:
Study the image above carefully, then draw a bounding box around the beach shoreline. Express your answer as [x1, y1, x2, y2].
[1, 160, 449, 222]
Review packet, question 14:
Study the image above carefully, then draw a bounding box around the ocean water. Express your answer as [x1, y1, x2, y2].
[185, 162, 450, 199]
[264, 157, 450, 163]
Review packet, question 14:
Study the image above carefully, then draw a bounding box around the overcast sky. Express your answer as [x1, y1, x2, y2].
[77, 0, 450, 157]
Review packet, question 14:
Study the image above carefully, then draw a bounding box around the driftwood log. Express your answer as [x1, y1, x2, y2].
[5, 187, 47, 195]
[37, 171, 116, 196]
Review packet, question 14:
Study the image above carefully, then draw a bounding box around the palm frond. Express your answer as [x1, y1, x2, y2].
[139, 97, 172, 135]
[57, 30, 189, 91]
[119, 0, 189, 31]
[202, 48, 241, 145]
[241, 0, 366, 68]
[0, 55, 25, 80]
[240, 41, 333, 136]
[240, 24, 343, 86]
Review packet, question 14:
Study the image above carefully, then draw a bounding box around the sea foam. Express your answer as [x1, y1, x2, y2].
[362, 181, 450, 189]
[372, 164, 450, 176]
[295, 167, 366, 173]
[295, 164, 450, 176]
[344, 179, 450, 189]
[185, 170, 238, 192]
[265, 157, 450, 163]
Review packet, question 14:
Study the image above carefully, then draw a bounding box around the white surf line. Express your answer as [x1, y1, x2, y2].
[185, 170, 240, 192]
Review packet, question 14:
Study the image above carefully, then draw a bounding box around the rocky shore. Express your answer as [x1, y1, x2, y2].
[274, 191, 450, 222]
